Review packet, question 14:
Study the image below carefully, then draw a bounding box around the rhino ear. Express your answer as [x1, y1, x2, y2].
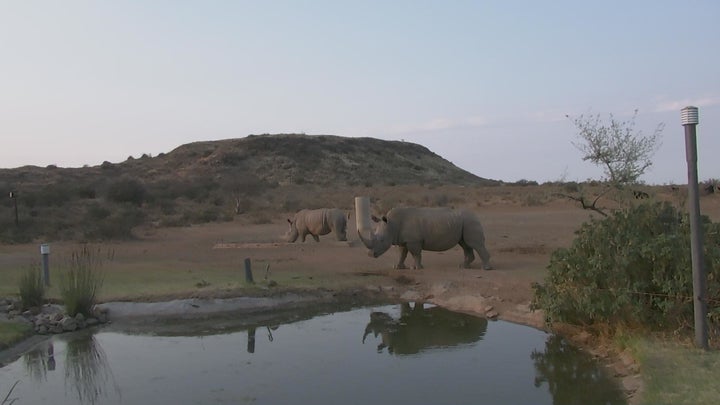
[371, 215, 380, 223]
[382, 216, 388, 223]
[287, 218, 292, 224]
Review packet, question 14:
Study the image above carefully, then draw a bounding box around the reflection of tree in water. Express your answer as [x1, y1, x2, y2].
[21, 334, 120, 405]
[531, 335, 626, 405]
[63, 334, 121, 405]
[363, 303, 488, 355]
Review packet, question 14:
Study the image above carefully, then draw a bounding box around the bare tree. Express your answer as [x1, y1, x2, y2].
[560, 109, 664, 216]
[570, 109, 664, 184]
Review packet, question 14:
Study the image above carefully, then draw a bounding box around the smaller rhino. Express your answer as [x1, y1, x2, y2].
[285, 208, 348, 242]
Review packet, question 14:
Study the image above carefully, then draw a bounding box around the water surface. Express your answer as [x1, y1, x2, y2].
[0, 303, 625, 404]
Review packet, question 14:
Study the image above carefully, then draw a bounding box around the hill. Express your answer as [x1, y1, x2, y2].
[0, 134, 500, 242]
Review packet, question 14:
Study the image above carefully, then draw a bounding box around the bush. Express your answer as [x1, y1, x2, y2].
[18, 264, 45, 309]
[83, 205, 145, 240]
[532, 201, 720, 331]
[60, 245, 105, 317]
[106, 178, 146, 206]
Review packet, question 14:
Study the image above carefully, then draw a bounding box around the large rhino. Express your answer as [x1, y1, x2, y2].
[359, 207, 492, 270]
[285, 208, 348, 242]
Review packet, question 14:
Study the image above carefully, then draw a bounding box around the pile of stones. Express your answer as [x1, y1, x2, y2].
[1, 298, 109, 335]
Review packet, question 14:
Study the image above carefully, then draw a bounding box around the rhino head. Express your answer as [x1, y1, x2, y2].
[358, 215, 394, 258]
[284, 218, 299, 242]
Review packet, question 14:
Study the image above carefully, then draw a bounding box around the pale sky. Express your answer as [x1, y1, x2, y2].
[1, 1, 718, 184]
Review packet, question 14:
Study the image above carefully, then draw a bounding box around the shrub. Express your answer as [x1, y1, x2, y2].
[106, 178, 146, 206]
[83, 205, 144, 240]
[60, 245, 105, 317]
[532, 201, 720, 331]
[85, 202, 111, 221]
[18, 264, 45, 309]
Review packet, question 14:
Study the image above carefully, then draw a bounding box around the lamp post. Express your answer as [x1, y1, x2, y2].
[9, 191, 18, 226]
[40, 243, 51, 287]
[681, 105, 708, 350]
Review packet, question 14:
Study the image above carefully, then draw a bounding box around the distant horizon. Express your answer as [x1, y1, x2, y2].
[1, 132, 709, 187]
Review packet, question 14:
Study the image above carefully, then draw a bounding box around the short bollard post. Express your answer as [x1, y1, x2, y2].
[40, 243, 50, 287]
[244, 258, 254, 284]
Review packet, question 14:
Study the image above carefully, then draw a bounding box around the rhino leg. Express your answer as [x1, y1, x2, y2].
[458, 240, 475, 269]
[332, 219, 348, 241]
[394, 246, 409, 270]
[462, 234, 493, 270]
[406, 242, 424, 270]
[478, 246, 492, 270]
[311, 234, 320, 242]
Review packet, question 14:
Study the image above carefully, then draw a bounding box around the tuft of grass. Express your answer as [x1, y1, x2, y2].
[0, 321, 33, 350]
[60, 245, 105, 317]
[18, 264, 45, 310]
[2, 379, 20, 405]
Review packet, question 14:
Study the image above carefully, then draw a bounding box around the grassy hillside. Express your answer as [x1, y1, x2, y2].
[0, 134, 501, 242]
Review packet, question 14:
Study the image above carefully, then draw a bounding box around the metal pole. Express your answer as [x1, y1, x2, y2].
[681, 106, 708, 350]
[40, 243, 50, 287]
[10, 191, 18, 226]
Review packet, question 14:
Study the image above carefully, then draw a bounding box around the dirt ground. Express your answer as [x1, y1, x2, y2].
[126, 199, 597, 329]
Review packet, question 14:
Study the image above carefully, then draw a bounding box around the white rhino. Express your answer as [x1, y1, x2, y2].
[359, 207, 492, 270]
[285, 208, 348, 242]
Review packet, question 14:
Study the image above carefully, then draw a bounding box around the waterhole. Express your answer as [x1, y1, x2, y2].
[0, 303, 625, 404]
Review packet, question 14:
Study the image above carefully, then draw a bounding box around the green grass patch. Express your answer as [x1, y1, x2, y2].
[59, 246, 105, 316]
[0, 320, 33, 350]
[631, 338, 720, 405]
[2, 260, 367, 303]
[18, 265, 45, 310]
[91, 262, 367, 301]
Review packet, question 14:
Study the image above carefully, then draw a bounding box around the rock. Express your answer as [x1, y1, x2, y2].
[86, 317, 100, 326]
[22, 310, 33, 317]
[50, 324, 64, 334]
[36, 325, 49, 334]
[34, 317, 49, 328]
[52, 313, 64, 322]
[400, 290, 422, 302]
[75, 313, 86, 322]
[61, 316, 78, 332]
[8, 310, 20, 318]
[486, 310, 499, 319]
[93, 306, 109, 317]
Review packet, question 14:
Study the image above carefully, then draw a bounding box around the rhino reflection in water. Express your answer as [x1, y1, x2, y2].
[363, 303, 488, 355]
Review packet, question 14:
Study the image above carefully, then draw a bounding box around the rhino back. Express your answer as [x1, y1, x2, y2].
[387, 207, 464, 251]
[298, 209, 335, 235]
